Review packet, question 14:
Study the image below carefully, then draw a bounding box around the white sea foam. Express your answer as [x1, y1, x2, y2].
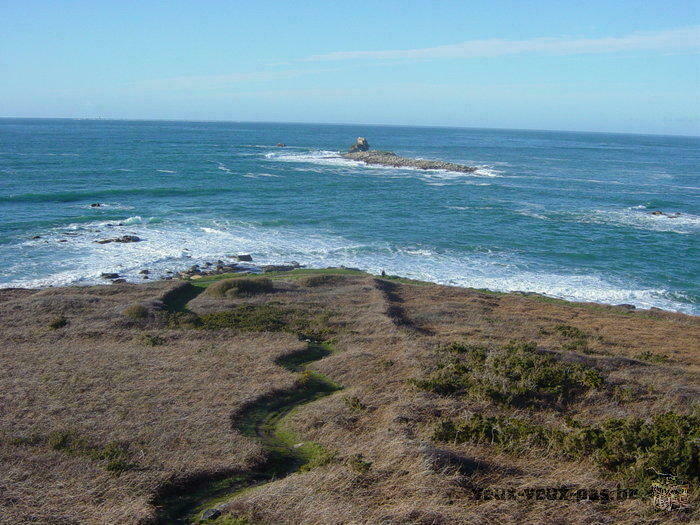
[157, 169, 176, 173]
[2, 218, 695, 314]
[580, 208, 700, 234]
[80, 202, 135, 210]
[242, 172, 280, 178]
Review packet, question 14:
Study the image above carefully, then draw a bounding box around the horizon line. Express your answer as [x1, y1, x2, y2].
[0, 115, 698, 139]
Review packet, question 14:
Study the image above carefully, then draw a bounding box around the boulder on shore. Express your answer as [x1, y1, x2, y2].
[237, 254, 253, 262]
[348, 137, 370, 153]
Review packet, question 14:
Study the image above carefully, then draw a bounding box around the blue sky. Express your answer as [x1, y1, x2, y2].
[1, 1, 699, 135]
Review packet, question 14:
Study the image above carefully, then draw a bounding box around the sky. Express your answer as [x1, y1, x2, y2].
[1, 1, 699, 135]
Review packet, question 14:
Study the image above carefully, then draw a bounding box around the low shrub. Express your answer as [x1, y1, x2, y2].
[171, 304, 334, 339]
[344, 396, 367, 411]
[442, 342, 488, 362]
[48, 316, 68, 329]
[554, 324, 587, 339]
[414, 340, 604, 407]
[433, 414, 558, 452]
[636, 351, 670, 363]
[554, 324, 590, 353]
[200, 305, 286, 332]
[347, 453, 372, 474]
[122, 303, 149, 319]
[434, 411, 700, 490]
[166, 311, 202, 329]
[138, 333, 165, 346]
[611, 385, 636, 403]
[205, 278, 273, 298]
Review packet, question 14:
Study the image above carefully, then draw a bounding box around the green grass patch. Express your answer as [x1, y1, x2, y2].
[14, 430, 137, 474]
[380, 275, 432, 286]
[275, 342, 334, 371]
[161, 282, 204, 312]
[155, 341, 342, 523]
[205, 277, 274, 298]
[191, 305, 334, 340]
[413, 340, 604, 407]
[191, 268, 368, 288]
[200, 305, 286, 332]
[299, 274, 348, 287]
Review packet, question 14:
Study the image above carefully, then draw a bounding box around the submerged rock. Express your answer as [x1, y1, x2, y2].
[348, 137, 370, 153]
[90, 203, 101, 208]
[276, 143, 286, 147]
[100, 273, 120, 279]
[237, 254, 253, 262]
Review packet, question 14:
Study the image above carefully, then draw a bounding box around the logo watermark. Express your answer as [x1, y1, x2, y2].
[471, 486, 641, 502]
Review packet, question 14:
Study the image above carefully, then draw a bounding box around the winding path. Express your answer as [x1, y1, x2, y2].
[156, 341, 342, 523]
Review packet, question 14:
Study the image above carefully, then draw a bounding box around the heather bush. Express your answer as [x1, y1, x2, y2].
[414, 340, 604, 407]
[434, 411, 699, 490]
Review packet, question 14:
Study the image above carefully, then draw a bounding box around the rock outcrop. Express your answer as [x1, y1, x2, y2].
[649, 210, 681, 218]
[95, 235, 141, 244]
[343, 149, 476, 173]
[348, 137, 370, 153]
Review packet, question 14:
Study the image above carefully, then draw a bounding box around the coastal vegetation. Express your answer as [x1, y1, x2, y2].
[434, 411, 699, 491]
[412, 340, 604, 407]
[205, 277, 274, 298]
[0, 269, 698, 524]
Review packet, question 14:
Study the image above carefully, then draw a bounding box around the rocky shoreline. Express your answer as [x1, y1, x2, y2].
[341, 137, 477, 173]
[97, 254, 309, 284]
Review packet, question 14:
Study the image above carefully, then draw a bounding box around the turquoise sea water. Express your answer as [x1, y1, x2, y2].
[0, 118, 697, 314]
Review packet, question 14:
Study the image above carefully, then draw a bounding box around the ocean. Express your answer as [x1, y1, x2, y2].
[0, 118, 697, 314]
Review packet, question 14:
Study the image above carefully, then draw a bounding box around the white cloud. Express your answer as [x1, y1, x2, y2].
[130, 68, 335, 91]
[304, 26, 700, 62]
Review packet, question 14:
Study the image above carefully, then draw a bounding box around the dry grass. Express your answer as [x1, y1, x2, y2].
[0, 274, 698, 524]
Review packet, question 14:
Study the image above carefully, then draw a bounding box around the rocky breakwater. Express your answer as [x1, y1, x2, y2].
[342, 137, 477, 173]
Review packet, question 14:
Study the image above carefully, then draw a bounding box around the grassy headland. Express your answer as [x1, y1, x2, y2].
[0, 269, 697, 524]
